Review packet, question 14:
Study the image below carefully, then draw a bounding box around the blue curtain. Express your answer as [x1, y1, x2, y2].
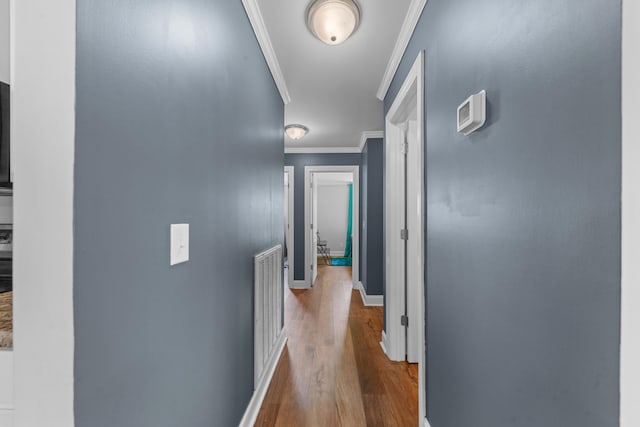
[344, 183, 353, 258]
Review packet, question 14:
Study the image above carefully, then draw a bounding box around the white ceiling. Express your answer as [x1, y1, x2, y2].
[257, 0, 412, 149]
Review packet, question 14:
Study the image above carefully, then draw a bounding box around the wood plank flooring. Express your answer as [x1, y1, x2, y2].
[0, 291, 12, 348]
[256, 266, 418, 427]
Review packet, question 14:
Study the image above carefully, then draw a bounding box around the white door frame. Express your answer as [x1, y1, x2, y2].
[304, 165, 360, 289]
[383, 51, 426, 426]
[12, 0, 77, 425]
[284, 166, 295, 288]
[621, 1, 640, 426]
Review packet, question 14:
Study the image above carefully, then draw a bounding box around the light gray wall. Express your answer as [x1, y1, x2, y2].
[285, 153, 361, 280]
[0, 0, 8, 84]
[317, 183, 350, 254]
[73, 1, 284, 426]
[385, 0, 621, 426]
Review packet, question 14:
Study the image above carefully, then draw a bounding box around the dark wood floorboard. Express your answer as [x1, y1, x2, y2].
[255, 265, 418, 427]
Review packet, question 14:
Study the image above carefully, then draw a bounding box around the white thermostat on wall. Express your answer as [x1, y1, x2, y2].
[457, 90, 487, 136]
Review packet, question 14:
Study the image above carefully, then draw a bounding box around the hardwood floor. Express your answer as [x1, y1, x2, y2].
[0, 291, 12, 348]
[256, 266, 418, 427]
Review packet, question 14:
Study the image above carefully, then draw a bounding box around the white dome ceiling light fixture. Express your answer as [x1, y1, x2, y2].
[285, 124, 309, 140]
[307, 0, 361, 46]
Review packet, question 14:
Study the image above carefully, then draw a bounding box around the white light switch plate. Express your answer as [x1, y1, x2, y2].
[170, 224, 189, 266]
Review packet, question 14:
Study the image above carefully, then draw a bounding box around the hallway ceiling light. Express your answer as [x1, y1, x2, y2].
[307, 0, 360, 45]
[285, 124, 309, 140]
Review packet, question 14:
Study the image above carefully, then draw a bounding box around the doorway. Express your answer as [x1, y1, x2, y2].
[284, 166, 294, 288]
[304, 165, 360, 289]
[383, 51, 426, 424]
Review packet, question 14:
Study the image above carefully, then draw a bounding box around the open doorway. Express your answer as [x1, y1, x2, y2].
[383, 51, 426, 425]
[284, 166, 294, 289]
[304, 165, 359, 289]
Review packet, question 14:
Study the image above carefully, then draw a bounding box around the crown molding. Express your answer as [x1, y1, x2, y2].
[285, 131, 383, 154]
[376, 0, 428, 101]
[242, 0, 292, 104]
[359, 131, 384, 151]
[284, 146, 362, 154]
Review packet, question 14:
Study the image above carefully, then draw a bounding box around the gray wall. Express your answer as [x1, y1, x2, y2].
[361, 139, 384, 296]
[385, 0, 621, 426]
[74, 1, 284, 426]
[284, 153, 361, 281]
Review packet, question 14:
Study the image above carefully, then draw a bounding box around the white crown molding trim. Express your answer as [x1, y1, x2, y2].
[289, 280, 310, 289]
[285, 146, 362, 154]
[359, 131, 385, 151]
[239, 329, 287, 427]
[357, 281, 384, 306]
[376, 0, 428, 101]
[241, 0, 291, 105]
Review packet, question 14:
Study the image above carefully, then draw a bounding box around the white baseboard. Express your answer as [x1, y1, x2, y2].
[289, 280, 309, 289]
[424, 417, 431, 427]
[239, 328, 287, 427]
[380, 330, 389, 356]
[357, 281, 383, 306]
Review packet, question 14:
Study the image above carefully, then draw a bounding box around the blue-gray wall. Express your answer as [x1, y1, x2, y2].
[74, 1, 284, 426]
[385, 0, 621, 426]
[361, 139, 384, 296]
[284, 153, 361, 281]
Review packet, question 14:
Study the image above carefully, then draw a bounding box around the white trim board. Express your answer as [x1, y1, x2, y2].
[241, 0, 291, 105]
[304, 166, 360, 289]
[621, 1, 640, 426]
[289, 280, 309, 289]
[239, 329, 287, 427]
[359, 131, 385, 152]
[376, 0, 428, 101]
[284, 166, 295, 289]
[13, 0, 76, 425]
[356, 281, 383, 306]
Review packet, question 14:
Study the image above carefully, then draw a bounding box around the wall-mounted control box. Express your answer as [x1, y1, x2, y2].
[457, 90, 486, 136]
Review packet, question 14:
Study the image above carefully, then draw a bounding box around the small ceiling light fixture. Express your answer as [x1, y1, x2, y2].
[307, 0, 360, 45]
[285, 124, 309, 140]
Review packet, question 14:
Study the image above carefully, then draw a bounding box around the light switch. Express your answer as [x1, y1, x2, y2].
[170, 224, 189, 266]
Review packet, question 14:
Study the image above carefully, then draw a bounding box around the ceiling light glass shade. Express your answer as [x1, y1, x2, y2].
[285, 124, 309, 140]
[307, 0, 360, 45]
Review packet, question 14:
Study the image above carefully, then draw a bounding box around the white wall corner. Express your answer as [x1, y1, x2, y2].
[239, 329, 287, 427]
[241, 0, 291, 105]
[359, 131, 385, 152]
[376, 0, 428, 100]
